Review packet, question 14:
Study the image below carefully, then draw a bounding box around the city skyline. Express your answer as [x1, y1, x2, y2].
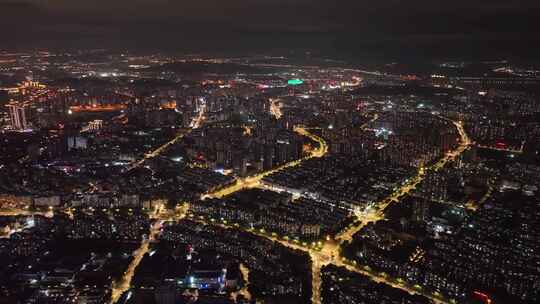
[2, 1, 540, 59]
[1, 2, 540, 304]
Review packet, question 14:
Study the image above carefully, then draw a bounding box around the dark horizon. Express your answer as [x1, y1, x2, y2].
[2, 0, 540, 62]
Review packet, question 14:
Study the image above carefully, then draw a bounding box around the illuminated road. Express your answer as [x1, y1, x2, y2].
[110, 220, 161, 303]
[332, 260, 448, 304]
[311, 256, 324, 304]
[466, 177, 496, 211]
[3, 112, 467, 303]
[476, 144, 523, 154]
[203, 126, 327, 199]
[202, 219, 449, 304]
[195, 124, 329, 302]
[199, 115, 470, 304]
[110, 203, 188, 304]
[231, 263, 252, 302]
[0, 208, 53, 218]
[69, 104, 127, 113]
[225, 198, 453, 304]
[295, 126, 328, 158]
[338, 118, 471, 243]
[327, 117, 470, 303]
[127, 105, 206, 172]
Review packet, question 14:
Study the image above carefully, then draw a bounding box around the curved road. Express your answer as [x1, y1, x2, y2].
[202, 126, 328, 199]
[199, 114, 470, 304]
[2, 111, 470, 304]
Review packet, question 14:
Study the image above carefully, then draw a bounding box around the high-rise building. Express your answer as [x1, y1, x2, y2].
[7, 102, 29, 130]
[155, 284, 176, 304]
[523, 141, 539, 163]
[412, 198, 430, 222]
[276, 142, 289, 164]
[88, 119, 103, 132]
[263, 145, 274, 170]
[240, 157, 248, 177]
[0, 90, 8, 104]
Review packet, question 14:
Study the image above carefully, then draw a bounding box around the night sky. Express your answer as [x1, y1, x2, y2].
[1, 0, 540, 60]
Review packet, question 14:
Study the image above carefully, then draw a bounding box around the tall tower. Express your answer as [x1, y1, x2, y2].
[7, 103, 28, 130]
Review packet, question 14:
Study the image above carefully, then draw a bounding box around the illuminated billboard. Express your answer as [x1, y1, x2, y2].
[287, 79, 304, 86]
